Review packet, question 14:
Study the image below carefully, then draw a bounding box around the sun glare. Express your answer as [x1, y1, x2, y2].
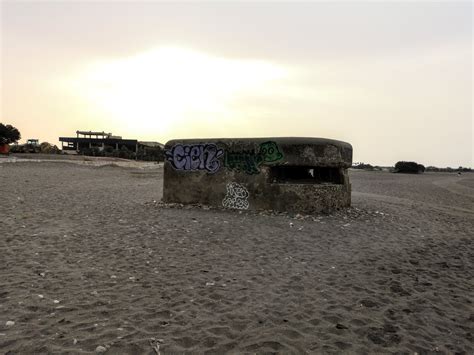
[74, 47, 288, 138]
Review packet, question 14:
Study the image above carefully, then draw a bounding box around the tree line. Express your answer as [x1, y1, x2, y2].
[353, 161, 471, 173]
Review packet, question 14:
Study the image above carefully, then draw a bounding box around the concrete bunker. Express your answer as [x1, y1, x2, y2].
[162, 137, 352, 214]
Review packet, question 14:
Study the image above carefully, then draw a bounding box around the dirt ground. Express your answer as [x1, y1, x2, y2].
[0, 159, 472, 354]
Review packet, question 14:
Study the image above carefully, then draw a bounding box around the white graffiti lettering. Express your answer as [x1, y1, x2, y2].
[222, 182, 249, 210]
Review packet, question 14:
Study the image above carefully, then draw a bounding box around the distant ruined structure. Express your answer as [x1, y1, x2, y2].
[59, 131, 138, 153]
[163, 137, 353, 214]
[59, 131, 164, 161]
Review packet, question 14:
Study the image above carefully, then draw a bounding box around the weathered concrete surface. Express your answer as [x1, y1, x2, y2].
[163, 137, 352, 213]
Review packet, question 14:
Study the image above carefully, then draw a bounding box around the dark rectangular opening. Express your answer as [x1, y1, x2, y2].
[269, 166, 344, 185]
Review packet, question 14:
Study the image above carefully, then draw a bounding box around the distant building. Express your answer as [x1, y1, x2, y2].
[59, 131, 164, 161]
[59, 131, 138, 153]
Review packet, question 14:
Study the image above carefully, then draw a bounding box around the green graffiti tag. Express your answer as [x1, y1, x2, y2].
[224, 141, 283, 174]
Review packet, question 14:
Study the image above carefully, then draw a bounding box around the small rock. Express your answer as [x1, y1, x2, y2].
[73, 338, 78, 345]
[95, 345, 107, 353]
[5, 321, 15, 327]
[38, 294, 44, 299]
[53, 300, 60, 304]
[336, 323, 348, 329]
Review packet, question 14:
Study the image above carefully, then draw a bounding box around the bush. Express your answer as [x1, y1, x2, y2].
[0, 123, 21, 144]
[81, 147, 102, 157]
[426, 166, 439, 172]
[352, 163, 375, 171]
[117, 146, 131, 159]
[39, 142, 60, 154]
[136, 147, 164, 162]
[394, 161, 425, 174]
[9, 144, 21, 153]
[81, 145, 136, 160]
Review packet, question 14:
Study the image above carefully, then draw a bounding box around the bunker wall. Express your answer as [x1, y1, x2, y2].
[163, 138, 352, 214]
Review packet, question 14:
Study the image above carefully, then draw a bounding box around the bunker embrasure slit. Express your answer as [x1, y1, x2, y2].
[269, 166, 344, 185]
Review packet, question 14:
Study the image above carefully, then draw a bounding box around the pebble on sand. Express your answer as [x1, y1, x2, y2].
[5, 321, 15, 327]
[95, 345, 107, 353]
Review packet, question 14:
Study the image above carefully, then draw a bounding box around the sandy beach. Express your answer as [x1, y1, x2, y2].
[0, 157, 472, 354]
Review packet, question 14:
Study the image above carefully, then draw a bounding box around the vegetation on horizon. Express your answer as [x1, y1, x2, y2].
[352, 162, 471, 173]
[426, 166, 472, 173]
[394, 161, 425, 174]
[0, 123, 21, 145]
[9, 141, 61, 154]
[352, 162, 378, 171]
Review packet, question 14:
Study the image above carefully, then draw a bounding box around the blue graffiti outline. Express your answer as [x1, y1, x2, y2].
[165, 143, 224, 174]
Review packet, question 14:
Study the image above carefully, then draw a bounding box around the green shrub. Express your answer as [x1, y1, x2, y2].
[352, 163, 374, 171]
[0, 123, 21, 144]
[39, 142, 61, 154]
[394, 161, 425, 174]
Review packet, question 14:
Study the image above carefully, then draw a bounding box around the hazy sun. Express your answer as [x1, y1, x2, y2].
[73, 47, 288, 138]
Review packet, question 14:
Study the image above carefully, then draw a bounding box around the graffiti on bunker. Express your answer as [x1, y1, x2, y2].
[222, 182, 249, 210]
[224, 141, 283, 174]
[165, 143, 224, 173]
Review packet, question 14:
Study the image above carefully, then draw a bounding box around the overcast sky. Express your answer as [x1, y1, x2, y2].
[1, 1, 472, 167]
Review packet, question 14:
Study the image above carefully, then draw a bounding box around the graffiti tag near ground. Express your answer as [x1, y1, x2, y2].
[224, 141, 283, 174]
[222, 182, 250, 210]
[165, 143, 224, 173]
